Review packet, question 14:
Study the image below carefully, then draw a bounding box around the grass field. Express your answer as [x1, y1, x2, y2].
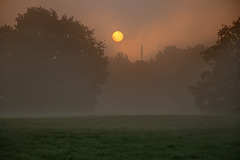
[0, 115, 240, 160]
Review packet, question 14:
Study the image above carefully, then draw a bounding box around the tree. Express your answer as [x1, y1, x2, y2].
[97, 46, 206, 114]
[189, 17, 240, 113]
[0, 7, 109, 115]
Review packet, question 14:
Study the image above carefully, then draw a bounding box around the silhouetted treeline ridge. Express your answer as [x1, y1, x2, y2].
[1, 7, 239, 116]
[97, 45, 208, 114]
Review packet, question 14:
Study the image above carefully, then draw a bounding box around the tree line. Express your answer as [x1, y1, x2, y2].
[0, 7, 239, 115]
[98, 45, 208, 114]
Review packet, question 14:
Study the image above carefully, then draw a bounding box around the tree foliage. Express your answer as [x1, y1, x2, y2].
[99, 46, 206, 114]
[0, 7, 108, 115]
[189, 17, 240, 113]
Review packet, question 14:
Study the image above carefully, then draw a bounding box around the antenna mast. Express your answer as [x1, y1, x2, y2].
[141, 45, 143, 60]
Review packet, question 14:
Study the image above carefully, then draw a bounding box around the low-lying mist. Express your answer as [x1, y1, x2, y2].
[96, 45, 208, 115]
[1, 6, 239, 117]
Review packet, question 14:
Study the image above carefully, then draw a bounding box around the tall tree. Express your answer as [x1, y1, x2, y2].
[0, 7, 109, 115]
[189, 17, 240, 113]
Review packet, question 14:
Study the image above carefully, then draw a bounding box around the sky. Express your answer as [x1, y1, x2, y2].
[0, 0, 239, 61]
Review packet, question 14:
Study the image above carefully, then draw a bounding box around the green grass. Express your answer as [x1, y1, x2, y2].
[0, 115, 240, 160]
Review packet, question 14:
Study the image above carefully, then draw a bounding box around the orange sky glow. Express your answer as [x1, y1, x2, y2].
[0, 0, 239, 61]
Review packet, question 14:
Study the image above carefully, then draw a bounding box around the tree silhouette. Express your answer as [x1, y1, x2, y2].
[189, 17, 240, 113]
[98, 46, 206, 114]
[0, 7, 109, 115]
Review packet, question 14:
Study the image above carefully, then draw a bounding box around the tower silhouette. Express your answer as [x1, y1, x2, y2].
[141, 45, 143, 60]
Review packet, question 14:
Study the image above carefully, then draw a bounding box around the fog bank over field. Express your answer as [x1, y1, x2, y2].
[95, 46, 209, 115]
[0, 2, 239, 117]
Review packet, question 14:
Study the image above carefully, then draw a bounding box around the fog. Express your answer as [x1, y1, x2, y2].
[96, 46, 209, 115]
[0, 0, 239, 116]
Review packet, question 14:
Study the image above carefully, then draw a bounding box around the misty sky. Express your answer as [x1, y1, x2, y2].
[0, 0, 239, 60]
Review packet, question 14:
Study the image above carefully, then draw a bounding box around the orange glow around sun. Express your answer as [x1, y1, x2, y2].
[112, 31, 123, 42]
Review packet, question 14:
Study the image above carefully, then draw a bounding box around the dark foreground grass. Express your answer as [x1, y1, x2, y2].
[0, 115, 239, 160]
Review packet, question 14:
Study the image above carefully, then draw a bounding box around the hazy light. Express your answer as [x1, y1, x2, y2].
[112, 31, 123, 42]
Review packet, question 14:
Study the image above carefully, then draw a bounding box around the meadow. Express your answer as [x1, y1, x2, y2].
[0, 115, 239, 160]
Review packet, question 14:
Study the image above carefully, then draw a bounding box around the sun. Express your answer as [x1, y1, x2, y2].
[112, 31, 123, 42]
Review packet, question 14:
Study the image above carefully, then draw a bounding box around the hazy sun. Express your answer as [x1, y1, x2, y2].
[112, 31, 123, 42]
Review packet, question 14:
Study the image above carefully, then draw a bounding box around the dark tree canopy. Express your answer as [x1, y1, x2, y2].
[98, 46, 206, 114]
[0, 7, 109, 115]
[189, 17, 240, 113]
